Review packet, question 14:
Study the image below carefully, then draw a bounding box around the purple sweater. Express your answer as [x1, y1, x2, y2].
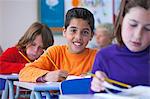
[92, 44, 150, 87]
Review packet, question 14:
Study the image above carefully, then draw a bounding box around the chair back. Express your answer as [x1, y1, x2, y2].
[0, 79, 5, 90]
[60, 78, 91, 94]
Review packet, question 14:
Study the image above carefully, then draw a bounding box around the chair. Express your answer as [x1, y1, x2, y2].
[0, 80, 30, 99]
[0, 79, 6, 98]
[60, 78, 91, 94]
[0, 79, 5, 90]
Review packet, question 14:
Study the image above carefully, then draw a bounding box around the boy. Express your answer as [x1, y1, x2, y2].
[19, 7, 97, 82]
[94, 23, 114, 49]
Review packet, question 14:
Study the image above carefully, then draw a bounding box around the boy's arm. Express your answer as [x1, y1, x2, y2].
[19, 64, 49, 82]
[19, 51, 54, 82]
[19, 46, 61, 82]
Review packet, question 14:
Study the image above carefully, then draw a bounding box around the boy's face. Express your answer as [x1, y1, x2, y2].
[63, 18, 93, 53]
[95, 28, 112, 48]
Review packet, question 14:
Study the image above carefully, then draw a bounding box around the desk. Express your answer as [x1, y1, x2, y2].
[59, 94, 137, 99]
[0, 74, 18, 99]
[59, 94, 101, 99]
[14, 81, 61, 99]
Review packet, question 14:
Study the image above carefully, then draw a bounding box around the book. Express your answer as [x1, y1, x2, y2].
[66, 75, 91, 80]
[119, 86, 150, 98]
[94, 93, 137, 99]
[98, 81, 150, 99]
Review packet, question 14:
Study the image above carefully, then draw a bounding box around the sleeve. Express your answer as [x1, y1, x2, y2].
[19, 46, 59, 82]
[91, 51, 105, 74]
[90, 50, 107, 94]
[0, 48, 26, 74]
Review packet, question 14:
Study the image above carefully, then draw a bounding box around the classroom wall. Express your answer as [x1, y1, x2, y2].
[0, 0, 94, 51]
[0, 0, 70, 51]
[0, 0, 37, 50]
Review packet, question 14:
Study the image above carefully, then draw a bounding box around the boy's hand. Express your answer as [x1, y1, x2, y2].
[44, 70, 68, 82]
[91, 71, 107, 92]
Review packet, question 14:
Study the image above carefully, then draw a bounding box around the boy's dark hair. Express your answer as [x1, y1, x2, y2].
[16, 22, 54, 52]
[114, 0, 150, 45]
[64, 7, 95, 35]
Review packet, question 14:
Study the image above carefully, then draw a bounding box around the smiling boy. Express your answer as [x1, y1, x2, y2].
[19, 8, 97, 82]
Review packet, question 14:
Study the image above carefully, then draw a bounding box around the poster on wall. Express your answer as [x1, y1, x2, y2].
[38, 0, 64, 27]
[65, 0, 113, 27]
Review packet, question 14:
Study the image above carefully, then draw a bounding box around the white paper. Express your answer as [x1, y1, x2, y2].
[101, 82, 150, 99]
[66, 75, 91, 80]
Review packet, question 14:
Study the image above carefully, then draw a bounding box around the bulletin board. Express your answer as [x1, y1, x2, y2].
[65, 0, 114, 27]
[38, 0, 121, 30]
[38, 0, 64, 28]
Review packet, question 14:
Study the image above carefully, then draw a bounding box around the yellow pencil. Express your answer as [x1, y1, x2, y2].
[19, 51, 31, 63]
[104, 78, 131, 88]
[45, 51, 59, 70]
[87, 72, 131, 88]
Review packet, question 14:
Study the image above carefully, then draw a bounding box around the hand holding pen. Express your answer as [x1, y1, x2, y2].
[43, 70, 68, 82]
[90, 71, 108, 92]
[43, 50, 68, 82]
[90, 71, 131, 92]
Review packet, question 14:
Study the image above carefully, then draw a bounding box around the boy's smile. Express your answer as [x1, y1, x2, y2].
[63, 18, 93, 54]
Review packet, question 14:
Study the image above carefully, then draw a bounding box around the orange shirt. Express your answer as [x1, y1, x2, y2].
[19, 45, 97, 82]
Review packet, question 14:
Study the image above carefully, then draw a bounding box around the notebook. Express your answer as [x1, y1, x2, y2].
[96, 81, 150, 99]
[66, 75, 91, 80]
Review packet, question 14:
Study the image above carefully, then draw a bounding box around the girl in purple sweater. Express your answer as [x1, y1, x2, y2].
[91, 0, 150, 93]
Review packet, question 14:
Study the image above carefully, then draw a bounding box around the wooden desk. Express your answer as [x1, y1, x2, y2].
[14, 81, 61, 99]
[0, 74, 18, 99]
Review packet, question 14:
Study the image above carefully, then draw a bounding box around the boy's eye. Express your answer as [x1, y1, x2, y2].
[82, 31, 90, 36]
[69, 28, 77, 33]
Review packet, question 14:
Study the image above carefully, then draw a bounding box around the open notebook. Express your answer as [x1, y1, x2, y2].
[66, 75, 91, 80]
[95, 81, 150, 99]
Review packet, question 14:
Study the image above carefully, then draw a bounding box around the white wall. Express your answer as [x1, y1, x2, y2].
[0, 0, 37, 50]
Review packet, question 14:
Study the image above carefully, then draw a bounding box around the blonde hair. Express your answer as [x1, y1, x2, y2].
[96, 23, 114, 39]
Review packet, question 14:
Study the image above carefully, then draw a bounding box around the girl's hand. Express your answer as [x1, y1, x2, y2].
[44, 70, 68, 82]
[91, 71, 107, 92]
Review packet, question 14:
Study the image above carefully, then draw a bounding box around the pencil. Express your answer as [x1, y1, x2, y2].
[104, 78, 132, 88]
[19, 51, 31, 63]
[45, 51, 59, 70]
[87, 72, 132, 88]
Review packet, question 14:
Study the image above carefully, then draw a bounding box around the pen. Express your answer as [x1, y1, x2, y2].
[87, 72, 132, 88]
[19, 51, 31, 63]
[45, 51, 59, 70]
